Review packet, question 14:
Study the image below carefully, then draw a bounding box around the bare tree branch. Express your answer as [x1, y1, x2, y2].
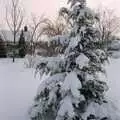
[5, 0, 24, 62]
[96, 7, 120, 41]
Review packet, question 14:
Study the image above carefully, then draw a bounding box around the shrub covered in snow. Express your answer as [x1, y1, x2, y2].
[29, 0, 120, 120]
[25, 54, 43, 68]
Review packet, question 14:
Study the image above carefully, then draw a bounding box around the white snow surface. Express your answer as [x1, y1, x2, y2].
[0, 58, 120, 120]
[106, 59, 120, 108]
[57, 96, 74, 118]
[0, 59, 40, 120]
[76, 53, 89, 69]
[62, 72, 82, 98]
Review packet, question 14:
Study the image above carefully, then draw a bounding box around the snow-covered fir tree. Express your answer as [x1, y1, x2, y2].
[29, 0, 120, 120]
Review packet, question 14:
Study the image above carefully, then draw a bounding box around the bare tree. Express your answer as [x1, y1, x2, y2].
[37, 16, 71, 56]
[96, 7, 120, 41]
[29, 15, 44, 42]
[28, 15, 49, 55]
[40, 16, 69, 37]
[28, 14, 70, 56]
[6, 0, 24, 62]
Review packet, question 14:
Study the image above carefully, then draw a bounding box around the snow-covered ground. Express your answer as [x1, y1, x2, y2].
[0, 59, 40, 120]
[107, 59, 120, 108]
[0, 58, 120, 120]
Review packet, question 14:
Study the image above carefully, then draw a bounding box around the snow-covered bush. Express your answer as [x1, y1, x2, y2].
[25, 54, 64, 69]
[24, 54, 42, 68]
[29, 0, 120, 120]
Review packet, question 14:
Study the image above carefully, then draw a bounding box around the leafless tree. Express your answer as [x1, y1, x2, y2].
[37, 15, 71, 56]
[28, 14, 49, 55]
[28, 13, 70, 56]
[96, 7, 120, 41]
[29, 15, 45, 42]
[40, 16, 69, 37]
[6, 0, 24, 62]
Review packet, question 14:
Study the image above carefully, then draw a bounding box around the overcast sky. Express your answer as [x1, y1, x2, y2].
[23, 0, 120, 17]
[0, 0, 120, 28]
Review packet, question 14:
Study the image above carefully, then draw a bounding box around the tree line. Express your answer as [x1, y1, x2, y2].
[0, 0, 120, 61]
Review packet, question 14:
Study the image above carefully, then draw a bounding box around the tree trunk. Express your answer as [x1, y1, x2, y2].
[13, 32, 16, 62]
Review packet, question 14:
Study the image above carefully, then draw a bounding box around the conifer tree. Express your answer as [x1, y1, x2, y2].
[0, 35, 6, 58]
[18, 30, 26, 58]
[29, 0, 119, 120]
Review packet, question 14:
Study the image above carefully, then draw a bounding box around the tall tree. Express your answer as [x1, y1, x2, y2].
[29, 0, 119, 120]
[94, 7, 120, 57]
[18, 30, 26, 58]
[96, 7, 120, 42]
[29, 15, 48, 55]
[40, 16, 70, 38]
[6, 0, 24, 62]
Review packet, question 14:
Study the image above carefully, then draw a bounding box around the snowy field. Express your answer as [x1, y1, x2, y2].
[0, 59, 40, 120]
[107, 59, 120, 108]
[0, 58, 120, 120]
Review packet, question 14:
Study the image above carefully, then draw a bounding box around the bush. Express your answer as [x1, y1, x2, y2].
[0, 36, 7, 58]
